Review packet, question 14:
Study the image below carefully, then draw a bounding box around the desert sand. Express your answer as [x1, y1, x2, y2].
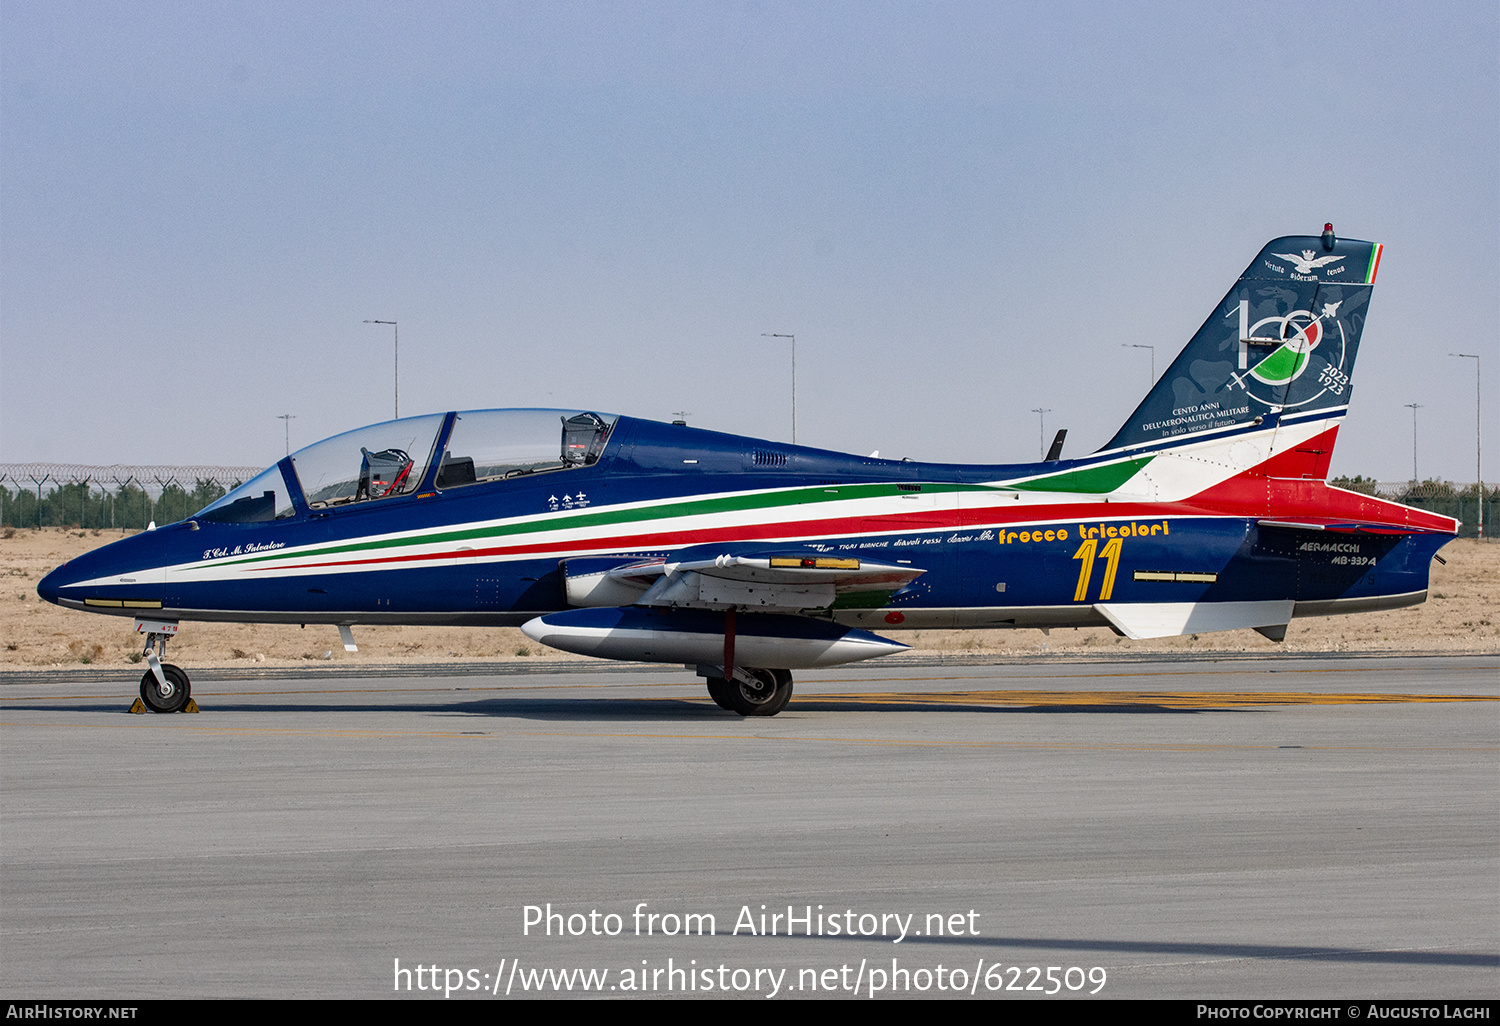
[3, 527, 1494, 669]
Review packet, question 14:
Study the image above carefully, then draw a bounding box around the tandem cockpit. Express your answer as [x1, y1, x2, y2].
[194, 409, 617, 524]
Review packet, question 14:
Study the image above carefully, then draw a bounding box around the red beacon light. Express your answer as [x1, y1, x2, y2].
[1322, 222, 1336, 250]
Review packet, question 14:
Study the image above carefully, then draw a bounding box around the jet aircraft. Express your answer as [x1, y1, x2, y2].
[38, 226, 1458, 716]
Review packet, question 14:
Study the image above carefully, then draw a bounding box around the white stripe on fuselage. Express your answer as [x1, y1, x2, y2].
[71, 421, 1327, 588]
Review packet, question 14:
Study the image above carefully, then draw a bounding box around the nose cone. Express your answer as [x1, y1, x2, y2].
[38, 550, 109, 607]
[37, 562, 68, 605]
[35, 533, 169, 612]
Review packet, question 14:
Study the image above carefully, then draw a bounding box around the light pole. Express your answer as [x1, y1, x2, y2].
[1449, 353, 1483, 539]
[762, 333, 796, 443]
[1403, 404, 1422, 483]
[1032, 408, 1052, 460]
[278, 414, 297, 457]
[1121, 343, 1155, 386]
[365, 320, 398, 419]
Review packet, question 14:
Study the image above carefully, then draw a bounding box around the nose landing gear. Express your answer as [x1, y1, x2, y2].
[131, 619, 196, 714]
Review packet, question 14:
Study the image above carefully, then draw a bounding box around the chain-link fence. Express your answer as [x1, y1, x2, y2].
[3, 464, 1494, 536]
[1331, 478, 1496, 538]
[0, 464, 264, 530]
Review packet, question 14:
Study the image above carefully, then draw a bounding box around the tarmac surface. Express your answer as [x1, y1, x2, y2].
[2, 655, 1496, 1000]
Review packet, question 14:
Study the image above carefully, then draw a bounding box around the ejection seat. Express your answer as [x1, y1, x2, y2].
[356, 447, 414, 500]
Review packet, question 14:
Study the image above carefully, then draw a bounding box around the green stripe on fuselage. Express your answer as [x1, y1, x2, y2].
[1009, 456, 1153, 494]
[209, 481, 998, 569]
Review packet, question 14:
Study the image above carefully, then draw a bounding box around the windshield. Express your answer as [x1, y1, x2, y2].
[194, 463, 297, 523]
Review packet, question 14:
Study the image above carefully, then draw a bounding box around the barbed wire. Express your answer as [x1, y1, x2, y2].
[0, 463, 264, 495]
[1351, 480, 1497, 498]
[0, 465, 1490, 493]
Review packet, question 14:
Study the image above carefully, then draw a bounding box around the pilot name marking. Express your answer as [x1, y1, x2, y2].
[203, 541, 285, 560]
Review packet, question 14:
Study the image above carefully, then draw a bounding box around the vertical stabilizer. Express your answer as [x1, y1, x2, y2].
[1101, 229, 1381, 464]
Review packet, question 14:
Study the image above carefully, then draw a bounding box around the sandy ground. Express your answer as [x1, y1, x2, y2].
[3, 527, 1495, 669]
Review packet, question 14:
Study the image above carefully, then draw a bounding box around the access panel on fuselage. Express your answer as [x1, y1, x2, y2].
[1250, 524, 1432, 603]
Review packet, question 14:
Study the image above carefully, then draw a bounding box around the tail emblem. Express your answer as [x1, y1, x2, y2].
[1272, 249, 1346, 275]
[1100, 233, 1375, 452]
[1233, 300, 1348, 399]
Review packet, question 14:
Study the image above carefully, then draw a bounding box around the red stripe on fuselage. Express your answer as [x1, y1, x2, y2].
[243, 430, 1454, 575]
[245, 501, 1206, 573]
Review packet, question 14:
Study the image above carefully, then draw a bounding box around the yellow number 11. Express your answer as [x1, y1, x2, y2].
[1072, 537, 1122, 601]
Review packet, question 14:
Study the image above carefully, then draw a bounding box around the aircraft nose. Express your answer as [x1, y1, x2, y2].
[37, 562, 70, 605]
[36, 536, 166, 609]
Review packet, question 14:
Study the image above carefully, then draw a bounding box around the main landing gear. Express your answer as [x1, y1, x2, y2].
[133, 620, 195, 714]
[704, 668, 794, 717]
[702, 608, 793, 716]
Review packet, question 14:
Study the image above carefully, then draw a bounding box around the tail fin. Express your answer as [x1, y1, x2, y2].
[1100, 228, 1382, 476]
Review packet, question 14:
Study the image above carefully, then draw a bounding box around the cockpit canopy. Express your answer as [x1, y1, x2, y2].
[195, 408, 617, 524]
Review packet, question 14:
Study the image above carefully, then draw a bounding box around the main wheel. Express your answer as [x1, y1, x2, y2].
[726, 668, 793, 717]
[139, 664, 191, 714]
[704, 676, 737, 711]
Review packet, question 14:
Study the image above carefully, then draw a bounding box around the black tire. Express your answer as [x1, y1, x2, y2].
[726, 668, 793, 717]
[139, 664, 191, 714]
[705, 676, 737, 711]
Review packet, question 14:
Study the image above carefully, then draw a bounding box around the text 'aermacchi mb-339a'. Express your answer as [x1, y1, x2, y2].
[39, 226, 1458, 716]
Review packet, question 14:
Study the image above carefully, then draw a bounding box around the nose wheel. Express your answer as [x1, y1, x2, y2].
[139, 663, 192, 714]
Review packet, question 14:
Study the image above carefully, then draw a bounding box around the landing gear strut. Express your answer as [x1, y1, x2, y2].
[703, 608, 793, 715]
[135, 620, 192, 714]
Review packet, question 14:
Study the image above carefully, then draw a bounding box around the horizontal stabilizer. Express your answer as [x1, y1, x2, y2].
[1096, 600, 1294, 640]
[1257, 518, 1451, 536]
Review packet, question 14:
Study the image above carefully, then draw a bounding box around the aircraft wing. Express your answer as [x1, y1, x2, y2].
[561, 553, 924, 612]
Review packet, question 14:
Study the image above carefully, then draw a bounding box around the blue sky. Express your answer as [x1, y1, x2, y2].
[2, 1, 1495, 482]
